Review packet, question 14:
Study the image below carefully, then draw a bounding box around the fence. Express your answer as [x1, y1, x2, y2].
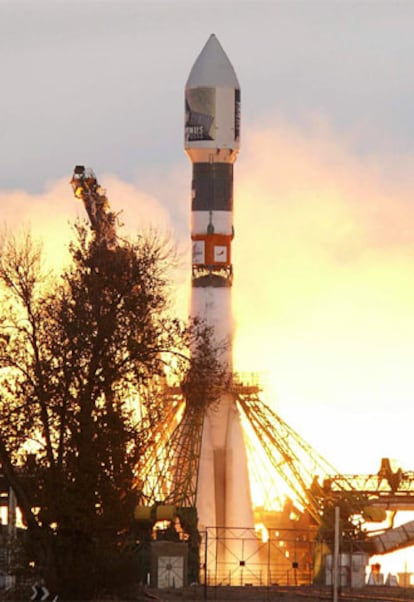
[199, 526, 317, 587]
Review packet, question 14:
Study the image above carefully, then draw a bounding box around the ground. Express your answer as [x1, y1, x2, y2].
[2, 584, 414, 601]
[94, 585, 414, 602]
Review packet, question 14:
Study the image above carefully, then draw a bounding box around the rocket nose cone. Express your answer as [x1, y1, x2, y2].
[186, 34, 240, 89]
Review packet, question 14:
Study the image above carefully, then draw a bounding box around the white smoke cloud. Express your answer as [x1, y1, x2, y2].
[233, 114, 414, 472]
[0, 179, 77, 271]
[2, 116, 414, 473]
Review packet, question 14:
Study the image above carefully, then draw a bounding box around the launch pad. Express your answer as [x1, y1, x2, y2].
[66, 33, 414, 590]
[133, 368, 414, 587]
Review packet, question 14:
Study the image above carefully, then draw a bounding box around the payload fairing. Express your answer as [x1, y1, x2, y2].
[185, 35, 254, 533]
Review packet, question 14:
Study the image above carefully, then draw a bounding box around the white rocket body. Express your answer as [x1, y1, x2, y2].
[185, 35, 254, 539]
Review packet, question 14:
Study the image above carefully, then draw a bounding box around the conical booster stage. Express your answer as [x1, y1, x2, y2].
[185, 35, 254, 543]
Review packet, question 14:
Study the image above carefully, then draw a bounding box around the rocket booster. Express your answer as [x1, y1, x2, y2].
[185, 34, 240, 370]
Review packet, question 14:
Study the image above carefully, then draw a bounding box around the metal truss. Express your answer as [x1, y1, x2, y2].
[134, 385, 204, 507]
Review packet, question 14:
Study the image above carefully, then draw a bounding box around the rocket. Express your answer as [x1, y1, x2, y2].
[185, 35, 254, 536]
[185, 33, 239, 370]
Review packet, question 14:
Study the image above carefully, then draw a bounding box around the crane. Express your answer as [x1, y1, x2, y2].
[70, 165, 117, 250]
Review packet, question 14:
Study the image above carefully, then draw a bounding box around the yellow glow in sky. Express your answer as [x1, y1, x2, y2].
[233, 117, 414, 476]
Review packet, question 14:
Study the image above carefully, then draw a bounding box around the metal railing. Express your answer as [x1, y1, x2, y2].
[199, 526, 316, 587]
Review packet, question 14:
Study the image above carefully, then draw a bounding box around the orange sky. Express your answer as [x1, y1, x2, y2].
[2, 115, 414, 479]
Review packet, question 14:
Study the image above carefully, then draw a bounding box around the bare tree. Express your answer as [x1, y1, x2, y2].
[0, 223, 189, 599]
